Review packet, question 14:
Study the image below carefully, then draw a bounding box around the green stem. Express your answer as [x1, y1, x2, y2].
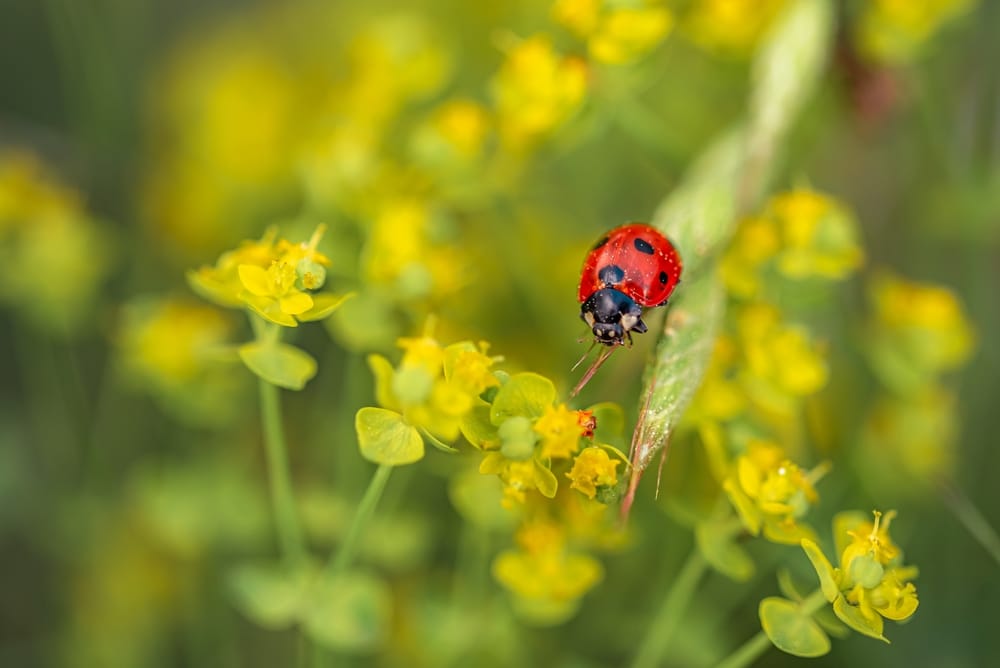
[939, 479, 1000, 568]
[258, 377, 306, 565]
[630, 547, 709, 668]
[328, 464, 394, 575]
[715, 588, 828, 668]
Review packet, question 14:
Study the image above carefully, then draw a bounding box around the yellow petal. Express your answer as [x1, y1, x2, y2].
[238, 264, 273, 297]
[279, 291, 313, 315]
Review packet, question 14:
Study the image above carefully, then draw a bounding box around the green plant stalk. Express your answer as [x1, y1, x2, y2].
[629, 548, 709, 668]
[715, 588, 828, 668]
[259, 377, 306, 566]
[939, 479, 1000, 568]
[626, 0, 835, 501]
[328, 464, 394, 575]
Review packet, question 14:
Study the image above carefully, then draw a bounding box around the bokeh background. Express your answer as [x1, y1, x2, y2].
[1, 0, 997, 666]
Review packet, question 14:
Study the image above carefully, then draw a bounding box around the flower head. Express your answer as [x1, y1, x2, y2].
[566, 447, 620, 500]
[534, 403, 589, 460]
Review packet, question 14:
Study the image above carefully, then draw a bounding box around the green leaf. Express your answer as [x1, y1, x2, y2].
[356, 407, 424, 466]
[696, 519, 755, 582]
[801, 539, 839, 602]
[297, 291, 354, 322]
[833, 595, 889, 643]
[460, 401, 500, 449]
[239, 341, 317, 390]
[301, 569, 392, 653]
[759, 596, 831, 658]
[490, 372, 556, 425]
[228, 562, 308, 629]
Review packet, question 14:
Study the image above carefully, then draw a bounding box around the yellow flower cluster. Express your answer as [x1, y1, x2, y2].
[188, 225, 348, 328]
[721, 188, 865, 298]
[855, 0, 975, 64]
[723, 440, 829, 544]
[680, 0, 788, 57]
[552, 0, 674, 65]
[492, 517, 604, 623]
[492, 35, 588, 151]
[116, 297, 245, 425]
[803, 511, 919, 641]
[860, 271, 975, 486]
[0, 151, 113, 334]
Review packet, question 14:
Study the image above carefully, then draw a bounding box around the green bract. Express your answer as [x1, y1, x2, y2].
[356, 407, 424, 466]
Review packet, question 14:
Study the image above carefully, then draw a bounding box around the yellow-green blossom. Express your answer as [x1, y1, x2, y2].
[802, 511, 919, 641]
[534, 403, 588, 460]
[492, 34, 587, 150]
[681, 0, 787, 57]
[855, 0, 974, 64]
[492, 519, 603, 623]
[588, 3, 673, 65]
[720, 215, 781, 298]
[566, 447, 620, 499]
[480, 453, 558, 508]
[551, 0, 601, 37]
[867, 271, 975, 385]
[767, 188, 865, 280]
[737, 302, 828, 411]
[723, 440, 828, 544]
[0, 151, 113, 334]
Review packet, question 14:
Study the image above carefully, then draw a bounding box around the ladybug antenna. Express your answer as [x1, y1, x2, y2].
[571, 340, 598, 372]
[570, 346, 616, 397]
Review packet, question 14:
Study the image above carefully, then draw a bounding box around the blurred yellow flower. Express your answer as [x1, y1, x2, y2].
[238, 262, 314, 327]
[737, 302, 828, 405]
[480, 453, 558, 507]
[0, 151, 113, 334]
[492, 519, 603, 622]
[855, 0, 974, 64]
[720, 215, 781, 298]
[682, 0, 787, 56]
[413, 99, 492, 165]
[551, 0, 601, 37]
[588, 3, 674, 65]
[768, 188, 865, 280]
[566, 447, 620, 499]
[492, 34, 588, 150]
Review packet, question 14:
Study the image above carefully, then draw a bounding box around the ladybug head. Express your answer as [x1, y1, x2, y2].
[580, 288, 648, 346]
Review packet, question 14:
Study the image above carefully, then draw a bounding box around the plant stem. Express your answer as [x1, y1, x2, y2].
[715, 588, 828, 668]
[259, 377, 306, 566]
[630, 547, 709, 668]
[328, 464, 394, 576]
[939, 479, 1000, 568]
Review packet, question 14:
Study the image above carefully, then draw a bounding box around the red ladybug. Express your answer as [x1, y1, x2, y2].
[578, 223, 682, 346]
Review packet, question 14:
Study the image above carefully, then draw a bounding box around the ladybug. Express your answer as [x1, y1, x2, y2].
[578, 223, 682, 347]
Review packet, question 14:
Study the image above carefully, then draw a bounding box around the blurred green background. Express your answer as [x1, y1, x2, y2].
[1, 0, 998, 666]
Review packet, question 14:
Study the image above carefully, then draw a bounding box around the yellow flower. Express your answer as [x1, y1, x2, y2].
[803, 510, 919, 640]
[0, 151, 113, 334]
[855, 0, 974, 64]
[566, 447, 620, 499]
[492, 519, 603, 622]
[238, 261, 314, 327]
[479, 453, 557, 507]
[720, 215, 781, 298]
[682, 0, 788, 57]
[187, 228, 280, 308]
[492, 34, 588, 151]
[413, 99, 491, 164]
[588, 4, 674, 65]
[445, 342, 501, 396]
[724, 440, 828, 544]
[552, 0, 601, 37]
[534, 404, 587, 460]
[737, 303, 828, 409]
[867, 271, 975, 384]
[767, 188, 864, 281]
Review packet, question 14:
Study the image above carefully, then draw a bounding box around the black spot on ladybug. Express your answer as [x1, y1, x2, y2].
[598, 264, 625, 286]
[634, 238, 654, 254]
[591, 235, 610, 251]
[659, 271, 669, 284]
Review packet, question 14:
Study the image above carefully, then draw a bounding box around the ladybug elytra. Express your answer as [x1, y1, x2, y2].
[577, 223, 682, 347]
